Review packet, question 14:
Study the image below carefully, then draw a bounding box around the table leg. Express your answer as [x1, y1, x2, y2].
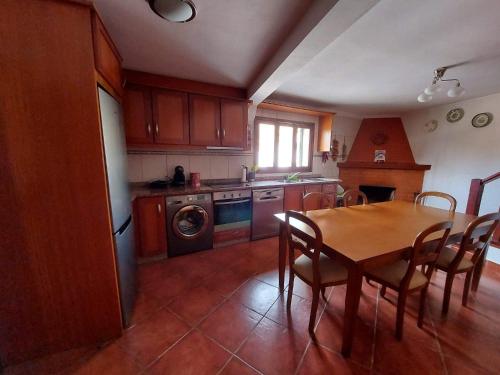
[342, 264, 363, 357]
[278, 222, 287, 292]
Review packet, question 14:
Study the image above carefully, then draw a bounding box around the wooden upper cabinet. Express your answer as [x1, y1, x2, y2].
[284, 185, 305, 211]
[153, 89, 189, 145]
[91, 13, 122, 95]
[220, 99, 248, 148]
[135, 196, 167, 257]
[189, 94, 221, 146]
[123, 86, 153, 144]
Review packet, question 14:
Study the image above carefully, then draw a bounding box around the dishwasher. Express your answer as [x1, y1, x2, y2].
[251, 188, 284, 240]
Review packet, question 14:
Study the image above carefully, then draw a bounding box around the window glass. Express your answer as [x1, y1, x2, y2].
[296, 127, 310, 167]
[257, 123, 275, 167]
[278, 125, 293, 167]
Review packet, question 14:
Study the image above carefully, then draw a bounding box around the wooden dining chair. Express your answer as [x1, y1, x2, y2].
[415, 191, 457, 213]
[303, 192, 335, 211]
[436, 212, 500, 314]
[364, 220, 452, 340]
[342, 189, 368, 207]
[285, 211, 348, 334]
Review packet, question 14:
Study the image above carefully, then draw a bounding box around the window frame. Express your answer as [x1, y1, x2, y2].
[254, 116, 315, 173]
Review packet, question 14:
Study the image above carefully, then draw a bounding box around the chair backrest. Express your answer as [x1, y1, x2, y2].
[285, 210, 323, 283]
[415, 191, 457, 213]
[401, 221, 453, 288]
[303, 192, 334, 211]
[453, 212, 500, 269]
[343, 189, 368, 207]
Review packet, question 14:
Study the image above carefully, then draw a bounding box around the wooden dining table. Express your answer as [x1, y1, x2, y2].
[274, 200, 476, 357]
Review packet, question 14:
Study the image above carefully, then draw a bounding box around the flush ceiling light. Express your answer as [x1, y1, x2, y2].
[148, 0, 196, 23]
[417, 66, 466, 103]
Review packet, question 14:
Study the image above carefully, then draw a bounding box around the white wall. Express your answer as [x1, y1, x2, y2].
[127, 105, 361, 182]
[403, 92, 500, 214]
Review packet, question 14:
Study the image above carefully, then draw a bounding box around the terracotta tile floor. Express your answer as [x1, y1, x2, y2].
[5, 237, 500, 374]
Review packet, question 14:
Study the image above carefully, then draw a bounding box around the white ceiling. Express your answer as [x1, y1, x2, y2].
[271, 0, 500, 115]
[93, 0, 311, 87]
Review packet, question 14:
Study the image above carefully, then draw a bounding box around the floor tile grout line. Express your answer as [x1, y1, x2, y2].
[428, 305, 448, 375]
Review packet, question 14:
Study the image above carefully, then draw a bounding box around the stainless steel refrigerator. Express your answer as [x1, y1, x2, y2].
[98, 87, 136, 327]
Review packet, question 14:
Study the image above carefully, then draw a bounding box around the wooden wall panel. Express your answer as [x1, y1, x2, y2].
[0, 0, 121, 365]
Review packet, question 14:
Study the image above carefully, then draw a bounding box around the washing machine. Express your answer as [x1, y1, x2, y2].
[166, 193, 213, 257]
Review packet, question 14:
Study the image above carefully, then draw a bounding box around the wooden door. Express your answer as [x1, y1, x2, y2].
[189, 94, 221, 146]
[123, 86, 153, 144]
[322, 183, 338, 207]
[153, 89, 189, 145]
[220, 99, 247, 148]
[136, 197, 167, 257]
[284, 185, 305, 211]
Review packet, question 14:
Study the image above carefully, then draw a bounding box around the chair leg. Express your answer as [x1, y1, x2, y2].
[287, 272, 295, 310]
[309, 286, 320, 334]
[321, 286, 327, 301]
[442, 273, 454, 315]
[462, 271, 473, 307]
[366, 276, 374, 286]
[418, 287, 428, 328]
[395, 292, 408, 341]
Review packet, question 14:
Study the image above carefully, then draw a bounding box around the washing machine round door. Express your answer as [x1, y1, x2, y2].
[172, 205, 209, 239]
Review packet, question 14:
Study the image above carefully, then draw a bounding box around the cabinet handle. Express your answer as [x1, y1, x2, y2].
[216, 128, 220, 139]
[155, 123, 159, 136]
[222, 128, 226, 138]
[157, 203, 162, 214]
[147, 123, 151, 135]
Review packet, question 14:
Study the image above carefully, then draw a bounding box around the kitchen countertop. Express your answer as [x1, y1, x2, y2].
[131, 178, 341, 200]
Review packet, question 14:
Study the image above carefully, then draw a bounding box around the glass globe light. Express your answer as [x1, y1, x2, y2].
[417, 93, 432, 103]
[447, 83, 465, 98]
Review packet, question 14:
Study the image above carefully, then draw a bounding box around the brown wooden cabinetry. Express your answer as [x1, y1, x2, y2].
[135, 197, 168, 257]
[123, 86, 153, 144]
[91, 12, 122, 96]
[220, 99, 248, 148]
[189, 94, 221, 146]
[153, 89, 189, 145]
[284, 185, 305, 211]
[322, 183, 338, 207]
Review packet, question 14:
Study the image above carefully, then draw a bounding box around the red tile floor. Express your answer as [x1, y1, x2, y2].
[6, 238, 500, 374]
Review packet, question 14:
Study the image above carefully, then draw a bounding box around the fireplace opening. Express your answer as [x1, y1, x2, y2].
[359, 185, 396, 203]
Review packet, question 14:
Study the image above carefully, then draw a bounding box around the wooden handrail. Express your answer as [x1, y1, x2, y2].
[482, 172, 500, 185]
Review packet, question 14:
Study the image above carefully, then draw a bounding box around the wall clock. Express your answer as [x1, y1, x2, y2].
[471, 112, 493, 128]
[446, 108, 464, 123]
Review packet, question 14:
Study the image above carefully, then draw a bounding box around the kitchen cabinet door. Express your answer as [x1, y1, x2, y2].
[189, 94, 221, 146]
[135, 197, 167, 257]
[322, 183, 338, 207]
[304, 184, 323, 210]
[284, 185, 305, 211]
[153, 89, 189, 145]
[123, 86, 153, 144]
[220, 99, 247, 148]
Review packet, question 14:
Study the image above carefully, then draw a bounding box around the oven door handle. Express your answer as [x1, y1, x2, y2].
[214, 199, 251, 206]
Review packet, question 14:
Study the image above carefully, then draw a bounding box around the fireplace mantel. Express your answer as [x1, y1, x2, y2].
[338, 162, 431, 171]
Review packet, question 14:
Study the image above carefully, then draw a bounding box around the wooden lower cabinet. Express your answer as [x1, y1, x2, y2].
[322, 183, 338, 207]
[284, 185, 305, 211]
[304, 184, 323, 210]
[135, 196, 167, 257]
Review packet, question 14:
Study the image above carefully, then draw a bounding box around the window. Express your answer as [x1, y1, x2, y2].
[255, 117, 314, 173]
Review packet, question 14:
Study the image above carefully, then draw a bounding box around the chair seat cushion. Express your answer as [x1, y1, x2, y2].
[365, 260, 428, 290]
[292, 253, 348, 285]
[437, 246, 474, 271]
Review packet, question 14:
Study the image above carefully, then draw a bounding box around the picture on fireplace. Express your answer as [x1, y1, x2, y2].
[374, 150, 386, 163]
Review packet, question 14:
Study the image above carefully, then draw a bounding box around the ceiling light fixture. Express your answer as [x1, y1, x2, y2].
[148, 0, 196, 23]
[417, 67, 465, 103]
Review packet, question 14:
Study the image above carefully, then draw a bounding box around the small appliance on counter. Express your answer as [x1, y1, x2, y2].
[172, 165, 186, 186]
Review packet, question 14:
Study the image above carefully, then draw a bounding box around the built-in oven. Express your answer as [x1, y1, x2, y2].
[213, 189, 252, 247]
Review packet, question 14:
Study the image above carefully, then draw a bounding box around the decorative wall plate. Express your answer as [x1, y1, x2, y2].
[446, 108, 464, 123]
[471, 112, 493, 128]
[424, 120, 438, 133]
